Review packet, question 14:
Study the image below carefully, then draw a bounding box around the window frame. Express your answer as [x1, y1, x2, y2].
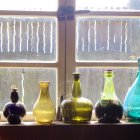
[0, 0, 140, 121]
[65, 0, 139, 98]
[0, 0, 67, 121]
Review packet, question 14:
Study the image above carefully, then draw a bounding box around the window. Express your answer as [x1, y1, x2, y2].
[65, 0, 140, 109]
[0, 0, 140, 121]
[0, 0, 66, 120]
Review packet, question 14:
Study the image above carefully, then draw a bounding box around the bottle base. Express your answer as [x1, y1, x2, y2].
[98, 117, 121, 123]
[126, 117, 140, 123]
[35, 120, 53, 124]
[63, 118, 90, 124]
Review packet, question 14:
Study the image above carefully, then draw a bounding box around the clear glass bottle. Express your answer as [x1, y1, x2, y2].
[61, 72, 93, 123]
[33, 81, 56, 124]
[95, 70, 123, 123]
[123, 58, 140, 122]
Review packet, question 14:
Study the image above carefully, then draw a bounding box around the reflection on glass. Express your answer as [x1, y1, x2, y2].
[76, 17, 140, 61]
[76, 0, 140, 10]
[0, 68, 57, 111]
[0, 16, 57, 62]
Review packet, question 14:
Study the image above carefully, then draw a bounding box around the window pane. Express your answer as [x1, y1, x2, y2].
[76, 67, 137, 104]
[0, 68, 57, 111]
[0, 0, 58, 11]
[0, 16, 57, 62]
[76, 0, 140, 11]
[76, 17, 140, 61]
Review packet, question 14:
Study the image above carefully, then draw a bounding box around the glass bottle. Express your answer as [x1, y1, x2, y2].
[61, 72, 93, 123]
[56, 95, 64, 121]
[33, 81, 56, 124]
[3, 88, 26, 124]
[95, 70, 123, 123]
[123, 58, 140, 122]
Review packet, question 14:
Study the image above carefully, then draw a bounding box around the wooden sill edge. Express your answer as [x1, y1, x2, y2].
[0, 120, 139, 126]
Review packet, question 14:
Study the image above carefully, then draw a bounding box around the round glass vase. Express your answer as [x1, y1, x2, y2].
[61, 72, 93, 123]
[33, 81, 56, 124]
[95, 70, 123, 123]
[3, 88, 26, 124]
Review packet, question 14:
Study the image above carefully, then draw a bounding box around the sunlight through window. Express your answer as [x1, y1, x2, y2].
[0, 0, 58, 11]
[76, 0, 137, 10]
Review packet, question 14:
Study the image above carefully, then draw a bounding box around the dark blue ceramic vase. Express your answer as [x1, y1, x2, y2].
[3, 88, 26, 124]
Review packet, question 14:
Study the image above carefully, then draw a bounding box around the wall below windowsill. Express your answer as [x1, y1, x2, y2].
[0, 121, 139, 140]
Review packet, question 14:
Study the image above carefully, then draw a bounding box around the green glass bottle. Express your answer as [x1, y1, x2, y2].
[33, 81, 56, 124]
[61, 72, 93, 123]
[95, 70, 123, 123]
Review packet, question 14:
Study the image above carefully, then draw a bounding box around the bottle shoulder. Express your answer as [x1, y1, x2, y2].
[61, 97, 93, 107]
[3, 101, 26, 110]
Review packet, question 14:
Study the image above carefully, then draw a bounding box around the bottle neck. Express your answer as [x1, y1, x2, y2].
[39, 86, 49, 99]
[136, 71, 140, 79]
[138, 58, 140, 71]
[102, 77, 116, 99]
[72, 79, 82, 98]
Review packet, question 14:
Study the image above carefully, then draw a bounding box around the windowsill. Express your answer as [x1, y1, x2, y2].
[0, 120, 139, 125]
[0, 121, 140, 140]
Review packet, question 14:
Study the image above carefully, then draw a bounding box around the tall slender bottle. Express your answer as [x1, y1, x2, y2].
[56, 95, 64, 121]
[95, 70, 123, 123]
[33, 81, 56, 124]
[123, 58, 140, 122]
[61, 72, 93, 123]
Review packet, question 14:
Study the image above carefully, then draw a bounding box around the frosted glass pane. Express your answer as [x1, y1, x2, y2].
[76, 68, 137, 105]
[0, 16, 57, 62]
[76, 0, 140, 10]
[76, 17, 140, 61]
[0, 0, 58, 11]
[0, 68, 57, 111]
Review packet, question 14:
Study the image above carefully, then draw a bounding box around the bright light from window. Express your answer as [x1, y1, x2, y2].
[76, 0, 129, 10]
[0, 0, 58, 11]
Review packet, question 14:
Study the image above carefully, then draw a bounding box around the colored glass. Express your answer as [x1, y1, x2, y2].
[123, 58, 140, 122]
[95, 70, 123, 123]
[3, 88, 26, 124]
[61, 72, 93, 123]
[33, 81, 56, 124]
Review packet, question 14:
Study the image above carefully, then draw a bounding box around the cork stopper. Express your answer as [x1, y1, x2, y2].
[104, 70, 114, 77]
[72, 72, 81, 80]
[10, 88, 19, 103]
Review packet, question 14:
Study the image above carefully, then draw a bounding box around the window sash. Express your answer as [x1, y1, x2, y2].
[65, 0, 140, 97]
[0, 0, 66, 121]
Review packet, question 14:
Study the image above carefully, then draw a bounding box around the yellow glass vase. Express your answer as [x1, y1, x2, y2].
[33, 81, 56, 124]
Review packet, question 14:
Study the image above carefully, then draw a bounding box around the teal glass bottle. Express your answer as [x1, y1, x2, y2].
[123, 58, 140, 122]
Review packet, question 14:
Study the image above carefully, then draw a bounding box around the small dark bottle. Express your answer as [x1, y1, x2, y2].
[3, 88, 26, 124]
[95, 70, 123, 123]
[56, 95, 64, 121]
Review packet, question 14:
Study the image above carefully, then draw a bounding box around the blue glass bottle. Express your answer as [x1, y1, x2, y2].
[3, 88, 26, 124]
[123, 58, 140, 122]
